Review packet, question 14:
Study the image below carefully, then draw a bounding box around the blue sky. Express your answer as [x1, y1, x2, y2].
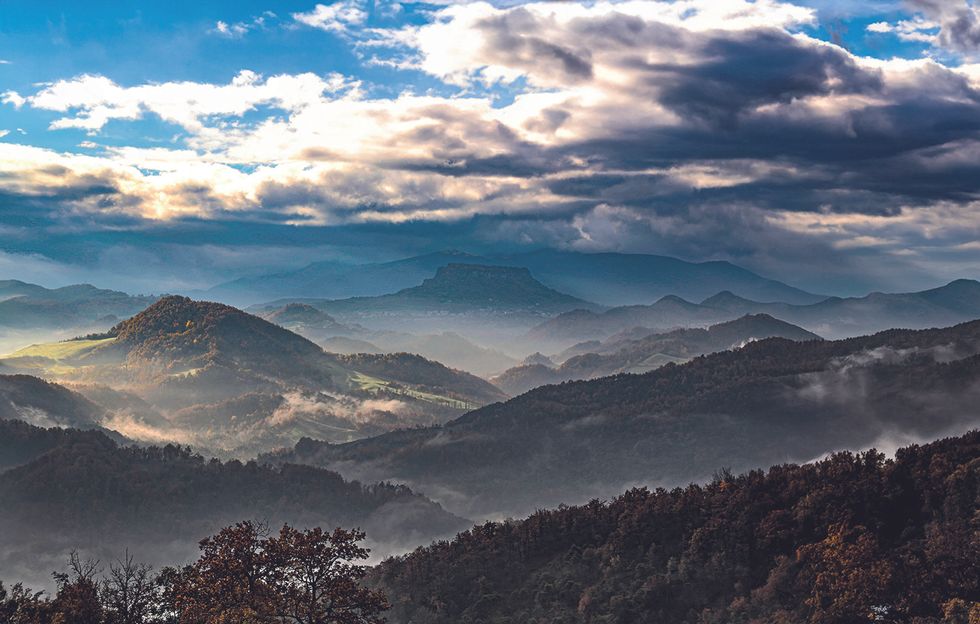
[1, 0, 979, 294]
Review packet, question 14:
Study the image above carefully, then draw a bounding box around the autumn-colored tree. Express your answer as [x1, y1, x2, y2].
[263, 526, 388, 624]
[51, 552, 104, 624]
[161, 521, 388, 624]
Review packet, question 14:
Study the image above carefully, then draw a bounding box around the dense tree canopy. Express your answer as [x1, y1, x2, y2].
[372, 431, 980, 624]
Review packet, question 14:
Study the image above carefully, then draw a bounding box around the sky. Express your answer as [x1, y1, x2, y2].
[1, 0, 979, 295]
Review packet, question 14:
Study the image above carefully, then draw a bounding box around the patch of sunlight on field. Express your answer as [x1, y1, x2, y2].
[4, 337, 116, 361]
[349, 371, 477, 410]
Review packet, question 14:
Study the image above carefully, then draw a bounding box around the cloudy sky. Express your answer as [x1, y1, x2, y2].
[1, 0, 979, 294]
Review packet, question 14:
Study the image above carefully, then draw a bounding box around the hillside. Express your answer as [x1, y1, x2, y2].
[269, 319, 980, 518]
[531, 279, 980, 344]
[0, 297, 508, 454]
[0, 374, 106, 430]
[373, 432, 979, 624]
[0, 421, 469, 589]
[209, 250, 822, 307]
[495, 314, 821, 394]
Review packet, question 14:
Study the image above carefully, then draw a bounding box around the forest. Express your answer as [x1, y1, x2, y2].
[372, 431, 980, 624]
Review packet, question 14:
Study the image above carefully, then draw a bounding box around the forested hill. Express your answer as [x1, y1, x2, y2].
[0, 419, 469, 588]
[373, 431, 980, 624]
[271, 319, 980, 518]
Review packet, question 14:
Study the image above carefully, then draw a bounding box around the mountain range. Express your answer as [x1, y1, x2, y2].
[268, 319, 980, 518]
[492, 314, 822, 395]
[529, 278, 980, 345]
[210, 250, 823, 307]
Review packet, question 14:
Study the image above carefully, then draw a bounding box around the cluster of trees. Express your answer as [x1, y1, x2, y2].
[373, 431, 980, 623]
[0, 522, 388, 624]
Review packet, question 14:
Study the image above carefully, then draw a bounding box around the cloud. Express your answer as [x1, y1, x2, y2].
[907, 0, 980, 55]
[209, 11, 278, 38]
[293, 2, 369, 34]
[1, 0, 980, 291]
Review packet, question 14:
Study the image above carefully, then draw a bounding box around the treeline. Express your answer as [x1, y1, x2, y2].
[0, 522, 387, 624]
[372, 431, 980, 623]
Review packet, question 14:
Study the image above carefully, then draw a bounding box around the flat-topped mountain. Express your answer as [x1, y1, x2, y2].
[209, 249, 823, 307]
[259, 264, 601, 318]
[270, 318, 980, 518]
[494, 314, 821, 395]
[531, 279, 980, 344]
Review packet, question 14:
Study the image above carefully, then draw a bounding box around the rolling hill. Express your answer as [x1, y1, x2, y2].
[0, 419, 469, 590]
[493, 314, 822, 395]
[208, 249, 823, 307]
[0, 297, 507, 454]
[268, 319, 980, 519]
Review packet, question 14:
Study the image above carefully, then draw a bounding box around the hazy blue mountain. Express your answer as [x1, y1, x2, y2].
[208, 250, 823, 307]
[532, 279, 980, 344]
[0, 280, 157, 331]
[254, 263, 602, 320]
[207, 250, 484, 305]
[493, 314, 821, 395]
[267, 319, 980, 518]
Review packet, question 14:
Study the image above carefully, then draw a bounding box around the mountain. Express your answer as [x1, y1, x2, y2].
[261, 303, 360, 335]
[0, 374, 105, 430]
[267, 319, 980, 518]
[208, 250, 823, 307]
[257, 264, 600, 318]
[0, 420, 469, 590]
[493, 314, 822, 395]
[0, 280, 156, 330]
[372, 431, 979, 624]
[263, 302, 519, 377]
[0, 297, 508, 454]
[527, 294, 730, 346]
[207, 250, 482, 305]
[531, 279, 980, 344]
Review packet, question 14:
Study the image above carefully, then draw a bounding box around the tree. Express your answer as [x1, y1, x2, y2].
[264, 526, 389, 624]
[101, 551, 158, 624]
[51, 552, 104, 624]
[161, 521, 388, 624]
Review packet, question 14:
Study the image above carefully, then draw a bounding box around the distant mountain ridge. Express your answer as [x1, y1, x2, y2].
[0, 279, 157, 331]
[531, 278, 980, 343]
[209, 249, 823, 307]
[493, 314, 822, 395]
[255, 264, 600, 318]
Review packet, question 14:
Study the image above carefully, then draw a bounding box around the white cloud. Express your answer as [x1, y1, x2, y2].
[293, 2, 368, 34]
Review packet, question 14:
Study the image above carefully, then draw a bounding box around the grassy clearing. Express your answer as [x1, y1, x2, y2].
[349, 371, 477, 410]
[4, 337, 116, 361]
